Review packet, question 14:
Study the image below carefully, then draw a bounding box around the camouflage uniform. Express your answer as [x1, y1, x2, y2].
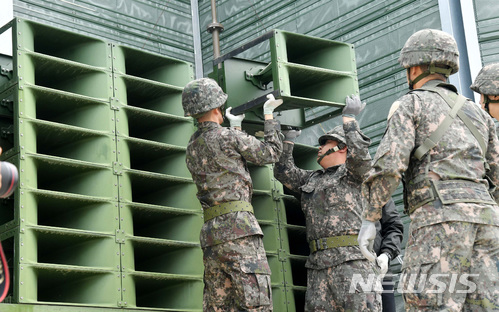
[183, 78, 282, 311]
[274, 120, 382, 311]
[362, 29, 499, 311]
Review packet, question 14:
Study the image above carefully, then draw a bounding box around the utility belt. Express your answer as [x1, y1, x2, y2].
[309, 235, 358, 253]
[406, 179, 495, 215]
[203, 201, 254, 222]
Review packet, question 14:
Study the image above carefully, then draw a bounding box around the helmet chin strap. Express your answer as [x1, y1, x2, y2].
[316, 143, 346, 165]
[484, 96, 499, 116]
[408, 65, 452, 90]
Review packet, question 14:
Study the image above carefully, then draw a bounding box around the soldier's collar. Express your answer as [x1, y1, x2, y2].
[421, 79, 458, 93]
[197, 121, 221, 129]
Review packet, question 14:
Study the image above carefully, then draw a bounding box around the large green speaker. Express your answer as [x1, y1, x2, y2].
[211, 30, 359, 131]
[0, 17, 201, 311]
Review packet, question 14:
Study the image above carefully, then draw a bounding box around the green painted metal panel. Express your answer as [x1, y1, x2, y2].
[474, 0, 499, 64]
[13, 0, 196, 64]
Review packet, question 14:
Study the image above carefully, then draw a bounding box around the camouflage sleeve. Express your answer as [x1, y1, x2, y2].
[484, 116, 499, 203]
[274, 142, 313, 193]
[234, 119, 283, 166]
[362, 94, 418, 221]
[344, 119, 372, 181]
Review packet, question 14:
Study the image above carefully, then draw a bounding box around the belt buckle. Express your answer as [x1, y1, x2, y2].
[315, 238, 328, 251]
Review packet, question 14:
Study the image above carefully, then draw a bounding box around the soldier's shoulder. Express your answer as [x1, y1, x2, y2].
[387, 93, 420, 120]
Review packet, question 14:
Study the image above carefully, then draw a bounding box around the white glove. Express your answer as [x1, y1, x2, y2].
[358, 219, 377, 263]
[343, 94, 366, 118]
[376, 253, 390, 276]
[226, 107, 245, 128]
[282, 129, 302, 143]
[263, 94, 283, 115]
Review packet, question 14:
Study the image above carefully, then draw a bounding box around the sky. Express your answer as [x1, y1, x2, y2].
[0, 0, 13, 56]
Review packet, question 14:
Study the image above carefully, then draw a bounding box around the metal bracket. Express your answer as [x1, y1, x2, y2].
[1, 125, 14, 139]
[271, 188, 282, 201]
[230, 89, 281, 116]
[113, 162, 123, 176]
[117, 301, 128, 307]
[115, 229, 126, 244]
[278, 249, 288, 262]
[245, 64, 272, 90]
[1, 99, 14, 112]
[0, 66, 12, 80]
[110, 97, 120, 111]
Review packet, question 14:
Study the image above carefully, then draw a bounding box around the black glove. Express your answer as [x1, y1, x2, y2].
[343, 94, 366, 118]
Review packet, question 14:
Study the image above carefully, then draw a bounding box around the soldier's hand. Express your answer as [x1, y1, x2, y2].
[263, 94, 283, 115]
[226, 107, 245, 128]
[343, 94, 366, 118]
[376, 253, 389, 276]
[282, 129, 301, 143]
[358, 219, 377, 263]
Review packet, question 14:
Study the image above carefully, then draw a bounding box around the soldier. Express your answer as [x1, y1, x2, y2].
[182, 78, 283, 311]
[470, 63, 499, 120]
[274, 95, 382, 311]
[358, 29, 499, 311]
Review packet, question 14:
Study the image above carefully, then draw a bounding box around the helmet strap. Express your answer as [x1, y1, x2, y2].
[484, 96, 499, 116]
[408, 64, 452, 90]
[316, 143, 346, 165]
[219, 104, 226, 119]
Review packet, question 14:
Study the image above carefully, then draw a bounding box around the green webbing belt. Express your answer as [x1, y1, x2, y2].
[309, 235, 358, 253]
[413, 83, 487, 160]
[203, 201, 254, 222]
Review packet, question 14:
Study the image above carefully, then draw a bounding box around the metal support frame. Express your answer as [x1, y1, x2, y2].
[438, 0, 482, 101]
[460, 0, 483, 104]
[190, 0, 204, 79]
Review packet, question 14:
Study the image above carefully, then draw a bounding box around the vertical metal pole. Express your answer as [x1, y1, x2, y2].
[190, 0, 204, 79]
[207, 0, 224, 66]
[438, 0, 476, 99]
[460, 0, 482, 104]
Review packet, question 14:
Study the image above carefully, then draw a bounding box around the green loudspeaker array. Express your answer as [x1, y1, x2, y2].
[0, 18, 121, 307]
[247, 163, 289, 311]
[272, 143, 321, 311]
[248, 148, 316, 312]
[111, 44, 202, 310]
[0, 17, 202, 311]
[212, 30, 359, 131]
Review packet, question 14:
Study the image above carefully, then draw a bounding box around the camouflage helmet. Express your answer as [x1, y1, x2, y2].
[182, 78, 228, 118]
[470, 63, 499, 96]
[318, 126, 346, 146]
[398, 29, 459, 76]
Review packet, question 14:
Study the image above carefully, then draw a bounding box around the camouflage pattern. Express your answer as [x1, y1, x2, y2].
[362, 79, 499, 311]
[362, 81, 499, 226]
[398, 29, 459, 75]
[470, 63, 499, 96]
[305, 259, 382, 311]
[186, 119, 282, 247]
[182, 78, 228, 118]
[274, 120, 380, 310]
[318, 125, 346, 146]
[203, 236, 272, 311]
[186, 118, 281, 310]
[399, 221, 499, 311]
